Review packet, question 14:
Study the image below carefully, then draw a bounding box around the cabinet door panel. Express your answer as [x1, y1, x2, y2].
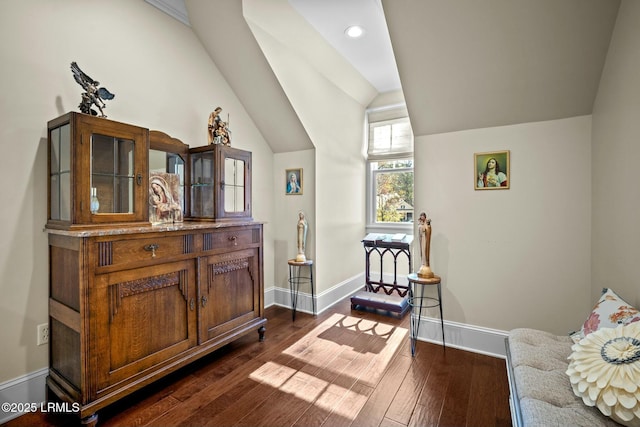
[199, 248, 259, 343]
[93, 260, 196, 393]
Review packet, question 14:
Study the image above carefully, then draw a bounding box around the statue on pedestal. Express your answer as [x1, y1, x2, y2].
[417, 212, 434, 278]
[296, 211, 308, 262]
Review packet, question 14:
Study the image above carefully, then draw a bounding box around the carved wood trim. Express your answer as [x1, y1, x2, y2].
[109, 271, 186, 322]
[207, 257, 253, 293]
[203, 233, 213, 251]
[183, 234, 194, 253]
[98, 241, 113, 266]
[211, 258, 249, 276]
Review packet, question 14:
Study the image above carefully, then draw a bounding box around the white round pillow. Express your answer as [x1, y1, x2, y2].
[567, 321, 640, 427]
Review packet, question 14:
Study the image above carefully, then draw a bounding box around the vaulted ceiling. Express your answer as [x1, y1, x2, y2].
[154, 0, 621, 151]
[383, 0, 620, 136]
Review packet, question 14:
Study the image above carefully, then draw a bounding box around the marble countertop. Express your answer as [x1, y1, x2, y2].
[45, 220, 264, 237]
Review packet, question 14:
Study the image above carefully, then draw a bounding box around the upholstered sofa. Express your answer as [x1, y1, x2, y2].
[505, 328, 623, 427]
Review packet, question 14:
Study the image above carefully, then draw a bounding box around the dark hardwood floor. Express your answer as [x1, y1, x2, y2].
[4, 297, 512, 427]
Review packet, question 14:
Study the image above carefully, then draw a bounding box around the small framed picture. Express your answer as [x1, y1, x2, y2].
[286, 168, 303, 195]
[475, 150, 510, 190]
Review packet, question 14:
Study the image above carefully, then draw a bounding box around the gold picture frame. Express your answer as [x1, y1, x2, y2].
[475, 150, 510, 190]
[286, 168, 303, 195]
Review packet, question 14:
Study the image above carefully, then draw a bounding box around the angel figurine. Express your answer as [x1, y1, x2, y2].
[71, 62, 115, 117]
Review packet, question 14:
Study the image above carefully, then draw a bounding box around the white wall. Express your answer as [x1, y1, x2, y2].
[273, 150, 316, 291]
[0, 0, 274, 384]
[247, 18, 367, 296]
[414, 116, 593, 335]
[592, 0, 640, 307]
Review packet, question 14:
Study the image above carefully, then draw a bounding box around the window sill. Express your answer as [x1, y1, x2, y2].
[366, 223, 413, 236]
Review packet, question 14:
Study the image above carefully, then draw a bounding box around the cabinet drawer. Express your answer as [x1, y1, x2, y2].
[97, 234, 191, 268]
[203, 228, 259, 251]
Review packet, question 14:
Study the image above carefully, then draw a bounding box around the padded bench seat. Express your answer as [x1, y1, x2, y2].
[505, 328, 622, 427]
[350, 290, 409, 317]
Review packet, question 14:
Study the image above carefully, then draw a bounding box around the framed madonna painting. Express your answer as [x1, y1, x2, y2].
[149, 172, 184, 224]
[286, 168, 303, 195]
[475, 150, 510, 190]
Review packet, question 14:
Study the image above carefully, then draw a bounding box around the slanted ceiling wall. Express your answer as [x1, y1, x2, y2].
[591, 0, 640, 308]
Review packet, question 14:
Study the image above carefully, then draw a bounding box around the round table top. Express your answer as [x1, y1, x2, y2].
[407, 272, 441, 284]
[288, 259, 314, 266]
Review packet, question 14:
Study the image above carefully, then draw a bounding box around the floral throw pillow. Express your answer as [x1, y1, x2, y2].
[570, 288, 640, 344]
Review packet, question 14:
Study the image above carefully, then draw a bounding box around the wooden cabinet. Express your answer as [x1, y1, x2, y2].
[189, 145, 252, 221]
[47, 223, 265, 426]
[46, 112, 264, 426]
[47, 112, 150, 229]
[199, 247, 261, 343]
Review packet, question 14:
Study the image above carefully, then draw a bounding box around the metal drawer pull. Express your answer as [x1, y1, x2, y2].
[201, 296, 208, 307]
[190, 298, 195, 311]
[228, 236, 237, 246]
[143, 243, 159, 258]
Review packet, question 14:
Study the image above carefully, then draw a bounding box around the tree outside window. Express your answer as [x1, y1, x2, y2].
[373, 160, 414, 224]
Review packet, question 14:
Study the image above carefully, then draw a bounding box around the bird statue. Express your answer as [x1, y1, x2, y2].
[70, 62, 115, 117]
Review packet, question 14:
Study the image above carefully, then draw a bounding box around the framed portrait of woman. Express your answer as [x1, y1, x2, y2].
[286, 168, 303, 195]
[475, 150, 510, 190]
[149, 172, 184, 224]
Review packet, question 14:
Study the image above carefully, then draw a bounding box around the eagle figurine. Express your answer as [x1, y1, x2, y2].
[70, 61, 115, 117]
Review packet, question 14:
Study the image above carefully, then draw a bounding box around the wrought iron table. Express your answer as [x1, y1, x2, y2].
[407, 273, 444, 356]
[362, 233, 413, 297]
[287, 259, 315, 321]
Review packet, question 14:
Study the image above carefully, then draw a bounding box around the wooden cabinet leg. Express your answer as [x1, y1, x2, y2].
[81, 414, 98, 427]
[258, 325, 266, 342]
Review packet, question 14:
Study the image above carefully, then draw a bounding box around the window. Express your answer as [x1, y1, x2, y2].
[366, 106, 414, 231]
[371, 159, 414, 223]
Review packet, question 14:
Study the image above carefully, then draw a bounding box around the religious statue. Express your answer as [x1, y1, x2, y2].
[71, 62, 115, 117]
[417, 212, 434, 278]
[208, 106, 231, 145]
[295, 211, 308, 262]
[208, 107, 222, 144]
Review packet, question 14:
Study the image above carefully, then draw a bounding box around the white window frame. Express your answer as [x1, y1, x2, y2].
[365, 105, 414, 234]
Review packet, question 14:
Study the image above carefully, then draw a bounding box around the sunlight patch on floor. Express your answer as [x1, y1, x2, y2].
[249, 360, 370, 418]
[249, 313, 408, 420]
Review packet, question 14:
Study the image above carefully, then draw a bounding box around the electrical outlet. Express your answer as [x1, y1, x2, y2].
[37, 323, 49, 346]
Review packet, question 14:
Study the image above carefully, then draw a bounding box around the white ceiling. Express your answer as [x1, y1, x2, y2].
[288, 0, 401, 93]
[146, 0, 401, 93]
[146, 0, 621, 151]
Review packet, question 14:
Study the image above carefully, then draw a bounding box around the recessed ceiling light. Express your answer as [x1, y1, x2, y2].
[345, 25, 365, 38]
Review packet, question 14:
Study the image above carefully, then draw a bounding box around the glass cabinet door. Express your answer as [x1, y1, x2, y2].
[46, 112, 149, 229]
[187, 144, 252, 221]
[91, 134, 135, 214]
[49, 123, 71, 221]
[223, 157, 245, 213]
[190, 150, 215, 218]
[216, 145, 251, 221]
